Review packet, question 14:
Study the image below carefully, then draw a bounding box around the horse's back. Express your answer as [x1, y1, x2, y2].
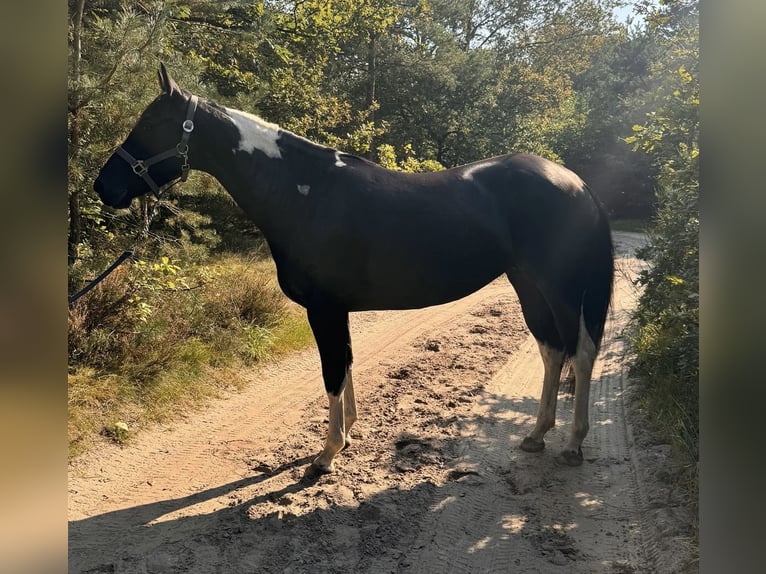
[285, 151, 610, 313]
[467, 153, 608, 264]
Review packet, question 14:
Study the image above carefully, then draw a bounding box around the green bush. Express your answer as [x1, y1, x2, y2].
[624, 0, 698, 465]
[67, 253, 310, 456]
[630, 180, 698, 461]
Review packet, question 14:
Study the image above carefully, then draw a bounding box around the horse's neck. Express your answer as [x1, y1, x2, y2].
[192, 101, 320, 238]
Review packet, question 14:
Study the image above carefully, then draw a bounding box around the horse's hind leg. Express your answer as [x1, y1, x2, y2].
[520, 341, 566, 452]
[306, 304, 354, 474]
[508, 272, 566, 453]
[560, 314, 597, 466]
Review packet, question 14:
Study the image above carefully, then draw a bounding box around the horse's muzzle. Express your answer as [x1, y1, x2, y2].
[94, 177, 132, 209]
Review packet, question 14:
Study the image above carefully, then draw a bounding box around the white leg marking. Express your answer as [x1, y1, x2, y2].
[564, 314, 597, 456]
[297, 184, 310, 196]
[312, 373, 351, 472]
[342, 370, 357, 446]
[225, 108, 282, 158]
[528, 342, 565, 443]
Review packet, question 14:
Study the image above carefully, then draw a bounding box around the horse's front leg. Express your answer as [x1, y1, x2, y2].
[306, 304, 354, 474]
[342, 368, 357, 449]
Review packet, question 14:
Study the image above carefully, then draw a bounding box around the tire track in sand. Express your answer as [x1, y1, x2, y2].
[68, 232, 684, 574]
[68, 279, 513, 572]
[400, 232, 658, 574]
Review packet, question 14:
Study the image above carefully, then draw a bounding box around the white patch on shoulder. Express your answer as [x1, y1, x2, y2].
[225, 107, 282, 159]
[297, 184, 310, 196]
[334, 151, 347, 167]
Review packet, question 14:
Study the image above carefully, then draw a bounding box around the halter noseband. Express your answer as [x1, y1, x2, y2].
[115, 94, 199, 199]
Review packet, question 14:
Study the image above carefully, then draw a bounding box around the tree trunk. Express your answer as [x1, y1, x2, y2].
[68, 0, 87, 267]
[364, 33, 377, 160]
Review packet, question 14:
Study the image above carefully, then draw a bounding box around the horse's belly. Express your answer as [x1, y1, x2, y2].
[352, 255, 505, 311]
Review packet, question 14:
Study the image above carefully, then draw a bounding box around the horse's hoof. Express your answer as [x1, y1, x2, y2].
[304, 460, 333, 480]
[519, 436, 545, 453]
[559, 447, 583, 466]
[342, 435, 353, 450]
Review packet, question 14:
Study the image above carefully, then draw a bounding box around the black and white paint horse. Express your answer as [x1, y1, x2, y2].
[95, 64, 614, 472]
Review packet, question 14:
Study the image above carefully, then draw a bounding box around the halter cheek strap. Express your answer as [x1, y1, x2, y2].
[116, 94, 199, 198]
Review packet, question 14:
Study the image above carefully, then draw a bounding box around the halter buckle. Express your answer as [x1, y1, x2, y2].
[119, 95, 197, 195]
[132, 160, 148, 176]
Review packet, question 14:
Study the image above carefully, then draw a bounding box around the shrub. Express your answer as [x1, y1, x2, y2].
[68, 266, 143, 369]
[630, 180, 698, 461]
[201, 259, 287, 331]
[67, 252, 310, 456]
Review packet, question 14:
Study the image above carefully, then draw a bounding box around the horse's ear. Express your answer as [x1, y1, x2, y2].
[157, 62, 180, 95]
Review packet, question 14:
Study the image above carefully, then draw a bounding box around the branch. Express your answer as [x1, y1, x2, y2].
[69, 9, 165, 115]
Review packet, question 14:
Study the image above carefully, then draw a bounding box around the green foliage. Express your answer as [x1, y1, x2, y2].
[376, 144, 445, 172]
[103, 421, 130, 445]
[69, 0, 650, 282]
[626, 0, 699, 466]
[242, 325, 276, 362]
[68, 1, 175, 263]
[68, 253, 310, 454]
[68, 0, 685, 458]
[564, 27, 657, 218]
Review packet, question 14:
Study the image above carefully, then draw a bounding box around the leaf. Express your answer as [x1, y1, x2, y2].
[678, 65, 693, 83]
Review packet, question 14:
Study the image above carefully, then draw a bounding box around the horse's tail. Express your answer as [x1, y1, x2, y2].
[558, 189, 613, 395]
[581, 187, 615, 355]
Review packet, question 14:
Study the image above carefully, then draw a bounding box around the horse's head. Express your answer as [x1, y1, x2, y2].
[94, 63, 198, 209]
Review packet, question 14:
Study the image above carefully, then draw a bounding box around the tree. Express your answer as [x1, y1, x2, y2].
[69, 0, 657, 283]
[625, 0, 699, 460]
[562, 26, 657, 218]
[68, 0, 172, 272]
[363, 0, 627, 167]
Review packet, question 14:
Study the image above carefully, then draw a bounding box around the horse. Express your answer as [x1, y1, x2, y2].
[94, 63, 614, 473]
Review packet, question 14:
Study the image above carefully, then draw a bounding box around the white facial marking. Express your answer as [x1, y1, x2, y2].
[334, 151, 347, 167]
[297, 184, 310, 196]
[225, 107, 282, 159]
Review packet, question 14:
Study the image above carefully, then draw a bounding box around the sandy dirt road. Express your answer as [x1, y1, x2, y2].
[68, 231, 697, 573]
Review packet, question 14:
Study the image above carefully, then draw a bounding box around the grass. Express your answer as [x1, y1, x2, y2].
[67, 252, 314, 458]
[631, 368, 699, 545]
[633, 368, 698, 463]
[627, 304, 699, 545]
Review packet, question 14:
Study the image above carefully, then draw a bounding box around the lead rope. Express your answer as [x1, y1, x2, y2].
[68, 96, 199, 308]
[67, 198, 163, 308]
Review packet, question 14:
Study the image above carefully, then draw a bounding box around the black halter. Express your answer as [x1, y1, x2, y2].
[115, 95, 199, 198]
[68, 96, 200, 308]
